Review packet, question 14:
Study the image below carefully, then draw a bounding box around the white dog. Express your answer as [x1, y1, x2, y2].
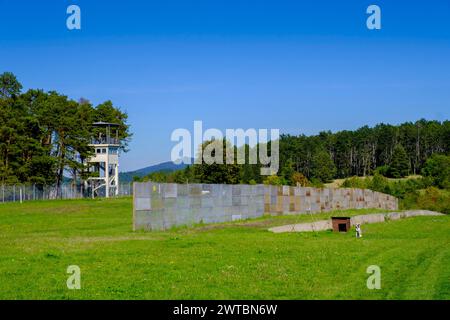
[355, 224, 362, 238]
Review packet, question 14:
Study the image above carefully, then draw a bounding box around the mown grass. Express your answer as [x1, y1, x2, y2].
[0, 197, 449, 300]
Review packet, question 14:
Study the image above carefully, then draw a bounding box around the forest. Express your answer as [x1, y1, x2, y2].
[143, 120, 450, 186]
[0, 72, 131, 191]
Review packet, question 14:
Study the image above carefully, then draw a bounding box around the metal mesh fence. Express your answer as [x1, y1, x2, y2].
[0, 183, 133, 203]
[133, 183, 399, 231]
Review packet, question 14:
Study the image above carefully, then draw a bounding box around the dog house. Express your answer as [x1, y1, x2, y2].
[331, 217, 351, 232]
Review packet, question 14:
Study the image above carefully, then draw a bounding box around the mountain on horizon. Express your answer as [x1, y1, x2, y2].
[119, 159, 192, 183]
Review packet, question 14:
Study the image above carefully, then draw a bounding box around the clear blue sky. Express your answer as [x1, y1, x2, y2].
[1, 0, 449, 171]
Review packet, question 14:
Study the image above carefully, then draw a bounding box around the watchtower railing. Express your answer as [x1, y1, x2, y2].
[90, 137, 120, 145]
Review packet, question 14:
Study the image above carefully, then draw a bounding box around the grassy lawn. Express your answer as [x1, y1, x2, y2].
[0, 197, 449, 300]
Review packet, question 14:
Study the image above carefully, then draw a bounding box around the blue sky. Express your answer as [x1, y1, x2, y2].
[1, 0, 449, 171]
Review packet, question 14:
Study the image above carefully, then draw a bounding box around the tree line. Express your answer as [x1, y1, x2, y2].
[0, 72, 131, 191]
[142, 120, 450, 186]
[278, 120, 449, 183]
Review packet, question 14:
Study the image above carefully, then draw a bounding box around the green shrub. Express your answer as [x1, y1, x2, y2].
[368, 173, 390, 193]
[263, 175, 284, 186]
[374, 165, 390, 177]
[417, 187, 450, 214]
[341, 176, 368, 189]
[309, 178, 324, 188]
[421, 154, 450, 189]
[400, 187, 450, 214]
[291, 172, 310, 187]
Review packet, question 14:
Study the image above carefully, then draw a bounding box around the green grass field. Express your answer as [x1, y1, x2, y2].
[0, 197, 449, 300]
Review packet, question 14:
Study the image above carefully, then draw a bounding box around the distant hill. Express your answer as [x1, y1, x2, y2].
[119, 159, 192, 183]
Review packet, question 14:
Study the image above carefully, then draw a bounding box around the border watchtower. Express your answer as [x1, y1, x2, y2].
[87, 122, 120, 198]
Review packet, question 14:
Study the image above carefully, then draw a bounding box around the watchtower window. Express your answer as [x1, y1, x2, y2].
[96, 149, 101, 154]
[102, 149, 106, 154]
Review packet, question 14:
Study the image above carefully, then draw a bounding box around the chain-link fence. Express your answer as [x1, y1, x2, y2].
[0, 183, 133, 203]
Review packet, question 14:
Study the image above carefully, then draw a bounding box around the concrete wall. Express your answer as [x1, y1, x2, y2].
[387, 210, 443, 220]
[350, 214, 386, 225]
[269, 210, 444, 233]
[133, 183, 398, 231]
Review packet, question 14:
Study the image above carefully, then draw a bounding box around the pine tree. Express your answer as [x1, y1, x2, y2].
[0, 72, 22, 99]
[389, 144, 410, 178]
[311, 150, 337, 183]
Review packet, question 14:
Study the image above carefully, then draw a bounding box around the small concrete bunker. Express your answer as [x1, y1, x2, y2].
[332, 217, 351, 232]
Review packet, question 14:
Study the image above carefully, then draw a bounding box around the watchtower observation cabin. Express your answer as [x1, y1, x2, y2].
[87, 122, 120, 198]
